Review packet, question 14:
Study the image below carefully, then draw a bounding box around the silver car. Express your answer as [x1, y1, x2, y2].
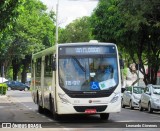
[139, 84, 160, 113]
[122, 86, 144, 109]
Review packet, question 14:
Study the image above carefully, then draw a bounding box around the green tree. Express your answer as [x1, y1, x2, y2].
[0, 0, 25, 32]
[91, 0, 160, 85]
[0, 0, 56, 82]
[118, 0, 160, 85]
[0, 0, 25, 78]
[59, 16, 93, 43]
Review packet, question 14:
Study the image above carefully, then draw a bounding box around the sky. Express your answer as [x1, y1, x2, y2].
[40, 0, 99, 28]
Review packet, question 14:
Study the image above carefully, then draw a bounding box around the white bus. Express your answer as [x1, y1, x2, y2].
[31, 41, 122, 120]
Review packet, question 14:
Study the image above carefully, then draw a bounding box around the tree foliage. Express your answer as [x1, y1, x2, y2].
[0, 0, 56, 82]
[59, 16, 93, 43]
[0, 0, 25, 32]
[91, 0, 160, 85]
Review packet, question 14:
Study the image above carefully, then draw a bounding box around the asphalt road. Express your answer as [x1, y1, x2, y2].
[0, 90, 160, 130]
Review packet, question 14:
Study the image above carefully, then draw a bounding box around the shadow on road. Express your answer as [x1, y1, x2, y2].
[41, 108, 113, 123]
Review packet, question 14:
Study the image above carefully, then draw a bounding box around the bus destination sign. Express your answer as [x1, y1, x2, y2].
[59, 46, 116, 55]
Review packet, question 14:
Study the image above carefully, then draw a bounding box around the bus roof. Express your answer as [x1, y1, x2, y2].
[32, 46, 56, 59]
[32, 42, 116, 59]
[58, 42, 116, 47]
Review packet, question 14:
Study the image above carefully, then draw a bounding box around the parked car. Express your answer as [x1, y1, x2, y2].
[6, 81, 30, 91]
[121, 86, 145, 109]
[25, 81, 31, 88]
[139, 84, 160, 113]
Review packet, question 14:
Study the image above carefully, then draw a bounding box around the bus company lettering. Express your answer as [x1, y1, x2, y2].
[88, 100, 101, 103]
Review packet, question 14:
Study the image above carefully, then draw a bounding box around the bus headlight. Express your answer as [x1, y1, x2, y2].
[58, 93, 70, 104]
[110, 93, 120, 103]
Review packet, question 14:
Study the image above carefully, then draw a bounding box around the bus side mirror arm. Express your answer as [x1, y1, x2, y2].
[119, 59, 124, 69]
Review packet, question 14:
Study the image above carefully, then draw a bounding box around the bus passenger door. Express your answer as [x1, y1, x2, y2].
[52, 54, 57, 112]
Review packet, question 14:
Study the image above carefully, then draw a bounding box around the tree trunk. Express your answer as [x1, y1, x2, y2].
[143, 74, 149, 85]
[21, 55, 31, 83]
[21, 66, 27, 83]
[13, 66, 18, 81]
[12, 59, 20, 81]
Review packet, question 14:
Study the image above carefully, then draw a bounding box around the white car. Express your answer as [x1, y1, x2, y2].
[139, 84, 160, 113]
[121, 86, 144, 109]
[0, 77, 8, 83]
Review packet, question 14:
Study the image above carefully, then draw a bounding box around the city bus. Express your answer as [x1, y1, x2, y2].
[31, 40, 122, 120]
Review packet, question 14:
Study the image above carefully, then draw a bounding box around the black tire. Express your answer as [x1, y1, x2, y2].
[24, 87, 28, 91]
[50, 96, 60, 120]
[100, 113, 109, 120]
[38, 104, 44, 114]
[139, 101, 143, 111]
[148, 102, 153, 113]
[37, 94, 44, 114]
[129, 100, 134, 110]
[121, 99, 125, 108]
[36, 92, 39, 104]
[53, 112, 60, 120]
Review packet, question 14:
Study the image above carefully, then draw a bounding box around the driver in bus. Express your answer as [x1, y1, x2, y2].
[95, 63, 113, 82]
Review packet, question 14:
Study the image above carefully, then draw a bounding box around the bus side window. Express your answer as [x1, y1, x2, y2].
[45, 55, 53, 77]
[35, 58, 41, 77]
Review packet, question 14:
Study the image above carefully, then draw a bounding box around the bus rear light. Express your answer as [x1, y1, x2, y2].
[110, 93, 120, 103]
[58, 93, 70, 104]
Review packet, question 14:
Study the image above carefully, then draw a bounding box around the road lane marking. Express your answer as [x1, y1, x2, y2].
[48, 119, 53, 122]
[41, 115, 46, 118]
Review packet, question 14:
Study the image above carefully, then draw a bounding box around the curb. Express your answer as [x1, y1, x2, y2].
[0, 95, 7, 98]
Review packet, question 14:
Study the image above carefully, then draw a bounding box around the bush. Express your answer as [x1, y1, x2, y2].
[0, 83, 8, 95]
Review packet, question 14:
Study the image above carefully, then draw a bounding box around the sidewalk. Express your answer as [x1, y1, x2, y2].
[0, 95, 8, 103]
[0, 95, 7, 98]
[0, 95, 10, 111]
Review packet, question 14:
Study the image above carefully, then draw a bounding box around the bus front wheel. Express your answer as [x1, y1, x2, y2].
[38, 105, 44, 114]
[50, 96, 60, 120]
[100, 113, 109, 120]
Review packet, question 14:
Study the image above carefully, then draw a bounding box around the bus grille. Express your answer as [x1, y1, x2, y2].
[73, 106, 107, 112]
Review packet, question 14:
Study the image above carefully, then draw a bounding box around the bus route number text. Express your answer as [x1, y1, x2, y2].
[66, 80, 80, 86]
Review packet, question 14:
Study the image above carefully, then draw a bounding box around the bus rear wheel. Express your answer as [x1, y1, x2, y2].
[100, 113, 109, 120]
[37, 94, 44, 114]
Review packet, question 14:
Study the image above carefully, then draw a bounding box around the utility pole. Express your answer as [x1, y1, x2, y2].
[55, 0, 59, 45]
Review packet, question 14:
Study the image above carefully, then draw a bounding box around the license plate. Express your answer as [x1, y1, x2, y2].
[85, 109, 97, 114]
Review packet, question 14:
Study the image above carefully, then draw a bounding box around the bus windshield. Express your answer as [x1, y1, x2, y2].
[59, 56, 118, 91]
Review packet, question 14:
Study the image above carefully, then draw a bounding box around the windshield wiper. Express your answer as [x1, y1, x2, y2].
[73, 57, 86, 72]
